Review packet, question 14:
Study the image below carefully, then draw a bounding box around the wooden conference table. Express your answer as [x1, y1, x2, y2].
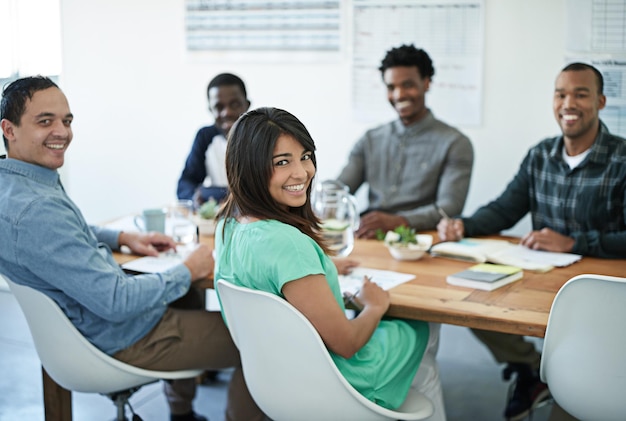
[43, 233, 626, 420]
[349, 235, 625, 337]
[116, 232, 624, 338]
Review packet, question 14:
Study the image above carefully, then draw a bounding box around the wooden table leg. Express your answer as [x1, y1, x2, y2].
[42, 367, 72, 421]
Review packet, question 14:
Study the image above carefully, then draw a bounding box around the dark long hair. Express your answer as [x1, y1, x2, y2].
[216, 107, 330, 254]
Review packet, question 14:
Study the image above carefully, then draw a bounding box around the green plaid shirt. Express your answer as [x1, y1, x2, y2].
[464, 122, 626, 258]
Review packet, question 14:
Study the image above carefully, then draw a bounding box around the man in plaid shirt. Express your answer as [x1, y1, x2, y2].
[438, 62, 626, 420]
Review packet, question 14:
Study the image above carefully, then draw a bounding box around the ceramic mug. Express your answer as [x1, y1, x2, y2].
[134, 208, 167, 233]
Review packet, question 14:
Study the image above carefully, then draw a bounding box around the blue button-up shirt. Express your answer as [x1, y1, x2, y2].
[0, 158, 191, 354]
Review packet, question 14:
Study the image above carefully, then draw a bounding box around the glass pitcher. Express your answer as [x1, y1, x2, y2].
[312, 180, 360, 257]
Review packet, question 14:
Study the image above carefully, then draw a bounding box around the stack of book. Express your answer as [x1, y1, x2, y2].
[446, 263, 523, 291]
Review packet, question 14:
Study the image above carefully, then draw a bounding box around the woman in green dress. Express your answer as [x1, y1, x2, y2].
[214, 107, 445, 420]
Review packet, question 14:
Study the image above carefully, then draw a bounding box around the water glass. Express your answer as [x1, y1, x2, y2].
[168, 200, 197, 246]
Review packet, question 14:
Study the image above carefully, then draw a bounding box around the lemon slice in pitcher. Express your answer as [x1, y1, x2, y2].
[322, 219, 350, 231]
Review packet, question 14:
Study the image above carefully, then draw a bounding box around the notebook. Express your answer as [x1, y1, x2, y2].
[446, 263, 523, 291]
[430, 238, 582, 272]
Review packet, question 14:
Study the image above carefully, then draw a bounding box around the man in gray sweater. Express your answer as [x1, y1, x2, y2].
[337, 44, 474, 238]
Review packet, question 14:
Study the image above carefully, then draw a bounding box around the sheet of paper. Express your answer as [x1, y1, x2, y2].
[490, 245, 582, 268]
[121, 254, 184, 274]
[430, 238, 512, 263]
[338, 267, 415, 296]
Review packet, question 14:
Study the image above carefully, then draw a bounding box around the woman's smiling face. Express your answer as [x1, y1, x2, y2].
[269, 134, 315, 210]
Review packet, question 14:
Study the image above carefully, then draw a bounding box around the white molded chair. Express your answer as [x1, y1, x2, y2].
[540, 274, 626, 421]
[3, 275, 203, 420]
[216, 279, 434, 421]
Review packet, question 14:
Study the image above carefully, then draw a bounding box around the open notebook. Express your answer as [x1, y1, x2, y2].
[430, 238, 582, 272]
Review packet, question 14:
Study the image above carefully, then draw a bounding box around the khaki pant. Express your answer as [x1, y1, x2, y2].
[471, 329, 578, 421]
[114, 290, 265, 421]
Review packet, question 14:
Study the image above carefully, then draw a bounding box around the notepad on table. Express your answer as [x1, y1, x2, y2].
[430, 238, 582, 272]
[446, 263, 523, 291]
[120, 244, 199, 274]
[338, 267, 415, 296]
[121, 254, 183, 274]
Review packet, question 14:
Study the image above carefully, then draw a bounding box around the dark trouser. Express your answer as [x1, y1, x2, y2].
[471, 329, 541, 369]
[471, 329, 578, 421]
[114, 289, 265, 421]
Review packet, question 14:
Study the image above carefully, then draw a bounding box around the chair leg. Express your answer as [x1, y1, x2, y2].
[107, 387, 141, 421]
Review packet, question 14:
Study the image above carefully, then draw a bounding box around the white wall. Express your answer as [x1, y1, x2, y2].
[59, 0, 565, 236]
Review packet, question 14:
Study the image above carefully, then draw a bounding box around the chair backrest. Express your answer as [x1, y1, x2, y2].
[3, 274, 202, 394]
[540, 274, 626, 421]
[216, 279, 433, 421]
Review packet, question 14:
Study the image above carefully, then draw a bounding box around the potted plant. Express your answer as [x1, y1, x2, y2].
[379, 226, 433, 261]
[193, 198, 220, 236]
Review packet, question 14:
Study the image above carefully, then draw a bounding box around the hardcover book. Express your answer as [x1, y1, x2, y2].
[446, 263, 523, 291]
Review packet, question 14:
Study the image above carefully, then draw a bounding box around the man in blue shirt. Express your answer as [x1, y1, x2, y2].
[0, 76, 265, 421]
[438, 63, 626, 420]
[177, 73, 251, 207]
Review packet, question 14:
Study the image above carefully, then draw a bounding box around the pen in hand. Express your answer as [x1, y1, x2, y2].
[436, 204, 450, 220]
[436, 204, 464, 241]
[343, 275, 372, 311]
[344, 288, 362, 311]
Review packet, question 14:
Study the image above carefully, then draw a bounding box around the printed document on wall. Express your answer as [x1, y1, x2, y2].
[566, 0, 626, 138]
[352, 0, 485, 127]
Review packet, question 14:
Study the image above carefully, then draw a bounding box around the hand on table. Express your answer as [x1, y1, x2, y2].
[183, 244, 215, 284]
[355, 211, 409, 239]
[437, 218, 465, 241]
[118, 231, 177, 257]
[520, 228, 575, 253]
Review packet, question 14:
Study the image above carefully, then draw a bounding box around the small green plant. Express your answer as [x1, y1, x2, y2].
[198, 198, 219, 219]
[382, 225, 418, 246]
[393, 225, 418, 245]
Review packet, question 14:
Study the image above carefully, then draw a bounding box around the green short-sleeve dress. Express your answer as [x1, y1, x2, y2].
[214, 218, 429, 409]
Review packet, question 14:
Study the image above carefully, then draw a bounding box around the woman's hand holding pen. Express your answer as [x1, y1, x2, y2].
[350, 276, 389, 315]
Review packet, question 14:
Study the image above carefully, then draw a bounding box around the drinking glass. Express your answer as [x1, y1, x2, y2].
[168, 200, 197, 248]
